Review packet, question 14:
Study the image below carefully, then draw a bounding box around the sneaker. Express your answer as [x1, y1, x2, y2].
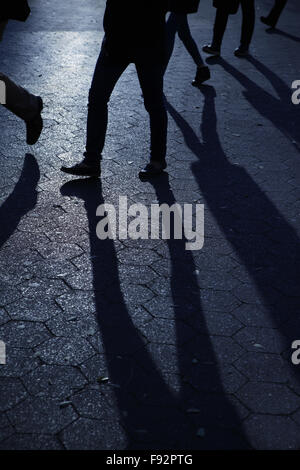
[260, 16, 276, 28]
[192, 66, 211, 87]
[26, 96, 43, 145]
[61, 160, 101, 177]
[202, 44, 220, 56]
[234, 46, 249, 57]
[139, 161, 167, 180]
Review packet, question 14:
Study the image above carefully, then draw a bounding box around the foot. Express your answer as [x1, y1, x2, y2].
[139, 161, 166, 180]
[61, 159, 101, 177]
[260, 16, 276, 28]
[234, 46, 249, 57]
[192, 66, 211, 87]
[26, 96, 43, 145]
[202, 44, 220, 56]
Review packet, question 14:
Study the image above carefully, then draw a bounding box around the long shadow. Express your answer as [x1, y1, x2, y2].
[0, 153, 40, 249]
[60, 177, 249, 449]
[207, 56, 300, 151]
[149, 173, 249, 448]
[265, 27, 300, 43]
[166, 87, 300, 384]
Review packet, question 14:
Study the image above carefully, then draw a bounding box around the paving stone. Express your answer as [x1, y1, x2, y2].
[6, 297, 60, 322]
[0, 434, 63, 450]
[0, 309, 10, 326]
[34, 336, 95, 366]
[233, 326, 285, 354]
[0, 378, 27, 412]
[61, 417, 127, 450]
[36, 242, 83, 261]
[6, 397, 77, 434]
[0, 0, 300, 450]
[138, 318, 198, 346]
[22, 364, 87, 399]
[0, 321, 51, 349]
[230, 303, 278, 328]
[235, 352, 288, 383]
[237, 382, 300, 414]
[244, 415, 300, 450]
[0, 348, 40, 378]
[0, 414, 14, 443]
[117, 248, 161, 266]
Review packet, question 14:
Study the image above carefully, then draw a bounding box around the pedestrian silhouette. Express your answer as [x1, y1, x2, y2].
[164, 1, 210, 86]
[203, 0, 255, 57]
[0, 1, 43, 145]
[261, 0, 287, 29]
[61, 1, 170, 180]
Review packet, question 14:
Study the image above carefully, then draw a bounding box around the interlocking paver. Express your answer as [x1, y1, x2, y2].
[0, 0, 300, 450]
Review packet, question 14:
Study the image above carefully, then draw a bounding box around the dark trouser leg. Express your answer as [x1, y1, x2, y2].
[0, 72, 39, 121]
[212, 8, 230, 49]
[135, 63, 167, 163]
[85, 44, 128, 162]
[240, 0, 255, 48]
[164, 13, 179, 73]
[176, 14, 204, 66]
[267, 0, 287, 26]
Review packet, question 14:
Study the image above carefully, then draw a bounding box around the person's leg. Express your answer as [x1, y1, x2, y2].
[203, 7, 229, 54]
[240, 0, 255, 49]
[0, 72, 43, 145]
[212, 7, 230, 49]
[0, 21, 8, 41]
[176, 14, 204, 67]
[61, 43, 129, 176]
[267, 0, 287, 26]
[85, 46, 128, 163]
[164, 13, 179, 73]
[0, 72, 40, 121]
[135, 62, 167, 166]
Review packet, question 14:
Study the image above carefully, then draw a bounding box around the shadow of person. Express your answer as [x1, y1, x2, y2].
[148, 172, 249, 448]
[60, 176, 249, 449]
[60, 177, 190, 449]
[265, 27, 300, 43]
[165, 86, 300, 388]
[213, 56, 300, 151]
[0, 153, 40, 248]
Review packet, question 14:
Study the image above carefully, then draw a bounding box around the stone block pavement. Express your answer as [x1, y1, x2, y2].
[0, 0, 300, 450]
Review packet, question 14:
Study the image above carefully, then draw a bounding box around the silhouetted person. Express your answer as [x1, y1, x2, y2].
[165, 1, 210, 86]
[61, 1, 169, 180]
[0, 1, 43, 145]
[203, 0, 255, 57]
[261, 0, 287, 28]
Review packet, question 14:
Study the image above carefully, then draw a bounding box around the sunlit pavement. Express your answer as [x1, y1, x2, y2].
[0, 0, 300, 450]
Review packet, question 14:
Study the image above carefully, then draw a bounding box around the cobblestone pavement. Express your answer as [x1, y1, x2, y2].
[0, 0, 300, 450]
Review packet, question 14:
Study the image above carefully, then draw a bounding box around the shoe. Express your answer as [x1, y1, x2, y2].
[192, 66, 211, 87]
[234, 46, 249, 57]
[260, 16, 276, 28]
[139, 161, 166, 180]
[26, 96, 43, 145]
[202, 44, 220, 56]
[61, 160, 101, 177]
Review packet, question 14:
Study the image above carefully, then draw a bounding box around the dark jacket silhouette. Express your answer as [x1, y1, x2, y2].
[0, 0, 30, 22]
[169, 0, 200, 14]
[103, 0, 168, 62]
[213, 0, 240, 14]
